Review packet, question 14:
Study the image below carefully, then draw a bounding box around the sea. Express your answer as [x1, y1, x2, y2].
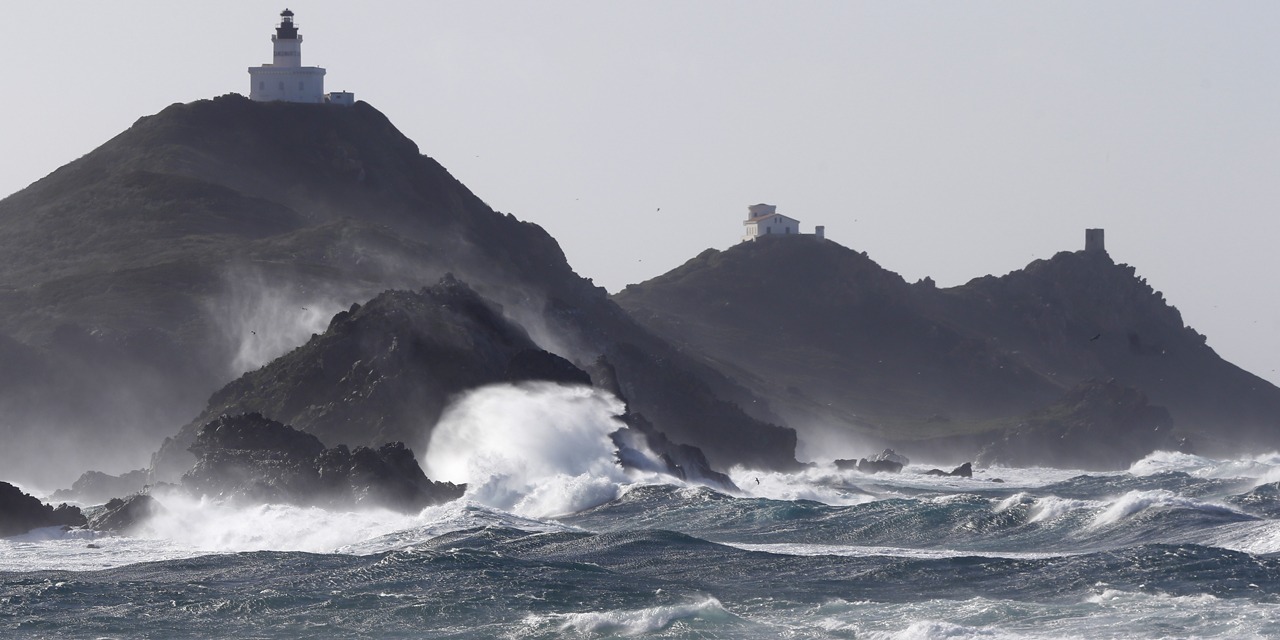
[4, 385, 1280, 638]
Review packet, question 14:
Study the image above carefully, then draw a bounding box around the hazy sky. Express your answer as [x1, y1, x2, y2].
[2, 2, 1277, 387]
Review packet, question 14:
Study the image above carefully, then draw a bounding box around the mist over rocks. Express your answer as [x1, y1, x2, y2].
[181, 412, 463, 513]
[976, 379, 1176, 471]
[51, 469, 151, 505]
[153, 276, 600, 479]
[0, 481, 86, 538]
[589, 355, 738, 491]
[86, 494, 165, 535]
[153, 277, 752, 494]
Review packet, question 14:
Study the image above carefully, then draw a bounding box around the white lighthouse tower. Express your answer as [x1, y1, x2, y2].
[248, 9, 334, 104]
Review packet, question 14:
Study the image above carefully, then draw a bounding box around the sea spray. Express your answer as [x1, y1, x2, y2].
[210, 269, 347, 376]
[1130, 450, 1280, 482]
[424, 382, 643, 517]
[526, 598, 738, 636]
[136, 489, 417, 553]
[1089, 489, 1244, 528]
[730, 463, 876, 505]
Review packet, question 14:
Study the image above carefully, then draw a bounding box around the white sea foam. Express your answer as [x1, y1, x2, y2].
[1195, 519, 1280, 555]
[1083, 588, 1220, 606]
[785, 593, 1280, 639]
[425, 382, 669, 518]
[0, 491, 579, 572]
[724, 542, 1076, 561]
[729, 464, 879, 505]
[993, 492, 1028, 511]
[1028, 495, 1100, 523]
[865, 464, 1092, 494]
[526, 597, 733, 636]
[993, 492, 1109, 524]
[865, 620, 1003, 639]
[1130, 449, 1280, 483]
[1089, 489, 1242, 528]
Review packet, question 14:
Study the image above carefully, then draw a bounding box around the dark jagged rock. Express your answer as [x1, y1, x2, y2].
[925, 462, 973, 478]
[51, 469, 151, 505]
[872, 449, 910, 467]
[87, 494, 164, 534]
[316, 441, 466, 513]
[836, 449, 909, 473]
[613, 413, 738, 492]
[190, 412, 326, 459]
[504, 348, 593, 386]
[854, 458, 904, 474]
[0, 481, 86, 537]
[976, 379, 1174, 471]
[154, 278, 565, 480]
[590, 355, 739, 491]
[180, 412, 463, 512]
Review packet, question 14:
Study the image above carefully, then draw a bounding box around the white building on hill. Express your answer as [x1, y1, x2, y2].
[248, 9, 354, 105]
[741, 204, 824, 242]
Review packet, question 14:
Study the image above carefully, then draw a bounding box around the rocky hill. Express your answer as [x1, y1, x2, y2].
[153, 275, 793, 481]
[0, 95, 795, 486]
[614, 236, 1280, 467]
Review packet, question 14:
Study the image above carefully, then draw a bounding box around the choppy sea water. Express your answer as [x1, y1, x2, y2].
[5, 448, 1280, 639]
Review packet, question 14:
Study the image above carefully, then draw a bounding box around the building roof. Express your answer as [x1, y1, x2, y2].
[744, 213, 800, 224]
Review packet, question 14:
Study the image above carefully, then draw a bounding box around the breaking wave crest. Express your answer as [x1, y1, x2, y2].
[424, 382, 669, 518]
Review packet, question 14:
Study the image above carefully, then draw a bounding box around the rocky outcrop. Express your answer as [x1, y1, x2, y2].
[87, 494, 164, 534]
[613, 413, 738, 492]
[181, 413, 464, 512]
[976, 379, 1175, 470]
[0, 481, 85, 537]
[872, 449, 910, 467]
[153, 277, 574, 480]
[589, 355, 739, 491]
[836, 449, 909, 474]
[52, 469, 151, 504]
[925, 462, 973, 478]
[504, 349, 593, 386]
[856, 459, 904, 474]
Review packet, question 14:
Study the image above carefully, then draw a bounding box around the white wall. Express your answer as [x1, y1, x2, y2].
[272, 36, 303, 68]
[742, 216, 800, 241]
[248, 66, 327, 103]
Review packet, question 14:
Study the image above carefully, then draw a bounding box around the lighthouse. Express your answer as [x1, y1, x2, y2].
[248, 9, 352, 105]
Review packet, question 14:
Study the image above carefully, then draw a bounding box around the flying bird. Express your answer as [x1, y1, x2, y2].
[1090, 333, 1101, 341]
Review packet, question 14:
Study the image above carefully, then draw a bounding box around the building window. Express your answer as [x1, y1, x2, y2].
[299, 81, 305, 90]
[258, 81, 264, 90]
[279, 81, 285, 91]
